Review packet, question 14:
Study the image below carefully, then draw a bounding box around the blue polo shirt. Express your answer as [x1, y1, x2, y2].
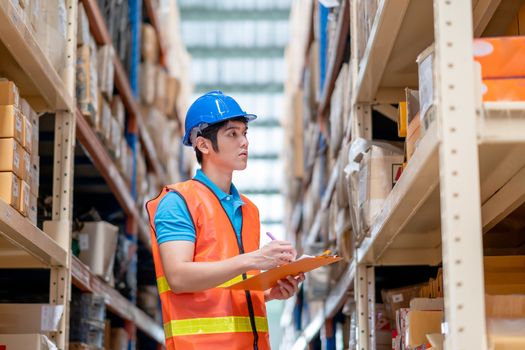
[154, 169, 245, 245]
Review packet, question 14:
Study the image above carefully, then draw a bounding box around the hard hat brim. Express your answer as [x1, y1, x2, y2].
[183, 113, 258, 146]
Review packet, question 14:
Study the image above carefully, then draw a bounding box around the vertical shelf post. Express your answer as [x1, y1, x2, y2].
[47, 0, 78, 348]
[433, 0, 487, 349]
[366, 267, 375, 350]
[355, 264, 369, 350]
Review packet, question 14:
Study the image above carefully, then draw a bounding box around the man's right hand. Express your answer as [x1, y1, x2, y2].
[249, 240, 296, 270]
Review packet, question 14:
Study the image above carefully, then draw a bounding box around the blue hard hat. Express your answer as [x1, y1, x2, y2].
[183, 91, 257, 146]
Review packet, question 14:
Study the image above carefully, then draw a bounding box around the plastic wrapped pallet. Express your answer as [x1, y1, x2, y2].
[111, 95, 126, 132]
[140, 62, 156, 105]
[97, 45, 115, 101]
[77, 3, 90, 47]
[155, 67, 167, 113]
[329, 63, 348, 158]
[356, 0, 380, 63]
[97, 95, 111, 144]
[141, 23, 159, 63]
[416, 45, 435, 133]
[345, 139, 404, 242]
[33, 0, 67, 74]
[77, 221, 119, 284]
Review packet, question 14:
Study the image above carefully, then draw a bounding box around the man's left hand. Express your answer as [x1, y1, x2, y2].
[265, 274, 305, 301]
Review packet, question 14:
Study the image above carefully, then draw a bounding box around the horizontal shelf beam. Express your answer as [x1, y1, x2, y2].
[249, 154, 280, 160]
[180, 8, 290, 21]
[188, 46, 285, 58]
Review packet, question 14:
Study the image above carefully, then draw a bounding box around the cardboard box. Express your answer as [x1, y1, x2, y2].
[111, 95, 125, 132]
[77, 3, 90, 47]
[0, 105, 23, 143]
[406, 112, 421, 161]
[18, 180, 30, 216]
[397, 101, 407, 137]
[473, 37, 525, 78]
[77, 221, 119, 283]
[0, 172, 20, 209]
[166, 77, 180, 117]
[140, 62, 156, 105]
[110, 328, 128, 350]
[22, 114, 32, 153]
[481, 78, 525, 102]
[409, 298, 444, 311]
[486, 294, 525, 319]
[109, 116, 121, 158]
[358, 142, 404, 233]
[381, 284, 423, 326]
[0, 138, 23, 179]
[0, 304, 63, 333]
[30, 157, 39, 196]
[77, 44, 98, 123]
[141, 23, 159, 63]
[0, 334, 54, 350]
[154, 67, 167, 112]
[97, 95, 111, 143]
[28, 193, 37, 225]
[405, 310, 443, 348]
[484, 255, 525, 294]
[22, 149, 30, 183]
[417, 46, 434, 129]
[30, 108, 39, 166]
[0, 80, 20, 107]
[97, 45, 115, 101]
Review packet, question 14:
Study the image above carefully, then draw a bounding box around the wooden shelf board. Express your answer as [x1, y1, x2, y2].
[0, 200, 67, 267]
[0, 1, 74, 112]
[357, 102, 525, 265]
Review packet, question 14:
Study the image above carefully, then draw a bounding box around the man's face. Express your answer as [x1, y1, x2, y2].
[209, 120, 249, 171]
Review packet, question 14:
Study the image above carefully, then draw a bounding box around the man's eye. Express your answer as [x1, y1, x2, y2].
[231, 132, 237, 137]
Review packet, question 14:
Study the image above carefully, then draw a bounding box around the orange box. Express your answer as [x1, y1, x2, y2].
[481, 79, 525, 102]
[406, 115, 421, 161]
[473, 37, 525, 78]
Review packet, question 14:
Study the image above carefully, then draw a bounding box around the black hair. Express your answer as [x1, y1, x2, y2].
[194, 117, 248, 164]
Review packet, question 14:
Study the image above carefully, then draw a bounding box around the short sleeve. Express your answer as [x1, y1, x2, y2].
[154, 191, 196, 244]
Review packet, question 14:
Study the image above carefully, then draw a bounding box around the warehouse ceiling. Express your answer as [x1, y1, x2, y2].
[179, 0, 291, 241]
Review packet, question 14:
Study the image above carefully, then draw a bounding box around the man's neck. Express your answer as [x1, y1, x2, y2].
[201, 163, 232, 194]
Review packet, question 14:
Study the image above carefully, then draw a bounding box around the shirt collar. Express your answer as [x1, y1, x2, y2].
[194, 169, 243, 204]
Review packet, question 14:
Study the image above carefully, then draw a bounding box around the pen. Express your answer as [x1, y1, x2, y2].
[266, 231, 277, 240]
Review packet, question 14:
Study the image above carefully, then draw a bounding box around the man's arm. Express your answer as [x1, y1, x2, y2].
[159, 240, 296, 293]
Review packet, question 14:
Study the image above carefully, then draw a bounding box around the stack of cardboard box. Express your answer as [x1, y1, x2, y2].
[0, 80, 39, 225]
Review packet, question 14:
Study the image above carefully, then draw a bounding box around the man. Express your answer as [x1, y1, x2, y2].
[146, 91, 304, 350]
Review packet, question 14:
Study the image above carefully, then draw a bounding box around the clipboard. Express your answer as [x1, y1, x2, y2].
[226, 255, 342, 291]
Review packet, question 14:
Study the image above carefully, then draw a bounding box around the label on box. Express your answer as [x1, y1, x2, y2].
[13, 149, 20, 171]
[392, 293, 404, 303]
[392, 163, 403, 186]
[15, 113, 22, 133]
[12, 176, 19, 199]
[24, 152, 30, 175]
[41, 305, 64, 332]
[79, 233, 89, 250]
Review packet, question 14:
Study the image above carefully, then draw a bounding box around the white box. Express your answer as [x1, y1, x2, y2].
[77, 221, 118, 283]
[0, 334, 55, 350]
[0, 304, 63, 333]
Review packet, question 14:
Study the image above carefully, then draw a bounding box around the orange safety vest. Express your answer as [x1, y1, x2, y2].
[146, 179, 270, 350]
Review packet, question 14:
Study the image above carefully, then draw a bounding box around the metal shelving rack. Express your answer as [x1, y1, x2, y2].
[0, 0, 176, 348]
[283, 0, 525, 349]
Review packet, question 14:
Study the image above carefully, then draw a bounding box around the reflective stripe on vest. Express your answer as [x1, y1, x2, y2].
[157, 274, 255, 294]
[164, 316, 269, 338]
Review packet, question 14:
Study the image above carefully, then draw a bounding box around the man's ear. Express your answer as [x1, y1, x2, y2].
[195, 136, 210, 155]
